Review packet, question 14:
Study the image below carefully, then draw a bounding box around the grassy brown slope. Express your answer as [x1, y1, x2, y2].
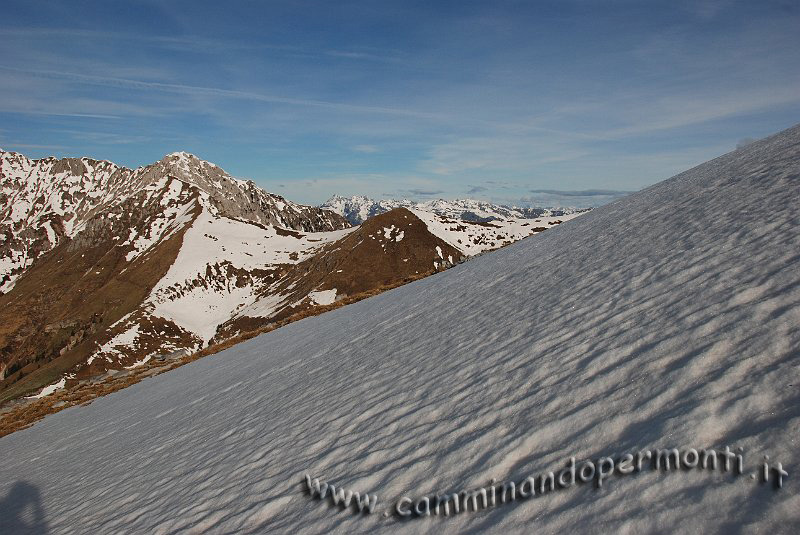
[213, 207, 464, 341]
[0, 194, 202, 403]
[295, 207, 464, 294]
[0, 269, 436, 437]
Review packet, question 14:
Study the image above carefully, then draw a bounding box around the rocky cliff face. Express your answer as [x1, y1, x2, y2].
[151, 153, 349, 231]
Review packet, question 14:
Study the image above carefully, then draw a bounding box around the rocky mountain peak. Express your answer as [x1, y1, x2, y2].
[0, 149, 349, 295]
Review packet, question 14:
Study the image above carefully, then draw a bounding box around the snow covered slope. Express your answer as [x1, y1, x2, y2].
[410, 209, 576, 256]
[1, 124, 799, 534]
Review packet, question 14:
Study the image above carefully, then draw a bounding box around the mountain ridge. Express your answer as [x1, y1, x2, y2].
[320, 194, 591, 225]
[0, 149, 578, 404]
[0, 149, 349, 294]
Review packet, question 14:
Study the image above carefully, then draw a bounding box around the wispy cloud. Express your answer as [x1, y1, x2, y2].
[53, 129, 156, 145]
[421, 135, 591, 176]
[528, 188, 633, 197]
[0, 65, 445, 120]
[0, 109, 120, 119]
[404, 188, 444, 196]
[0, 143, 72, 151]
[324, 49, 406, 64]
[0, 28, 304, 55]
[1, 3, 797, 204]
[352, 144, 380, 153]
[683, 0, 733, 20]
[600, 86, 800, 138]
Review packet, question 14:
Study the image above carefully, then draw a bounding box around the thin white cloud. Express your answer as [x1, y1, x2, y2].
[601, 86, 800, 138]
[0, 65, 445, 120]
[421, 135, 591, 176]
[324, 50, 407, 64]
[352, 144, 380, 153]
[0, 28, 303, 55]
[0, 143, 71, 151]
[0, 109, 120, 119]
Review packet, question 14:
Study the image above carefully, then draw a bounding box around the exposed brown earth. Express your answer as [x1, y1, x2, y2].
[0, 270, 435, 437]
[0, 188, 201, 404]
[1, 149, 573, 430]
[213, 208, 464, 342]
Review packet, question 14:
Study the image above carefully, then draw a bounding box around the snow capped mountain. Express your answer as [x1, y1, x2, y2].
[1, 123, 797, 533]
[321, 194, 411, 225]
[0, 149, 347, 294]
[321, 194, 586, 256]
[321, 194, 589, 225]
[154, 152, 348, 232]
[0, 150, 578, 403]
[0, 149, 350, 397]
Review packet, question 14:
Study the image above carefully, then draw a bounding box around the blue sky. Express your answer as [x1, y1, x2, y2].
[1, 0, 798, 206]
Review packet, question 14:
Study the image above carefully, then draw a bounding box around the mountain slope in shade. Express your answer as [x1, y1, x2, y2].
[1, 125, 797, 533]
[0, 176, 202, 394]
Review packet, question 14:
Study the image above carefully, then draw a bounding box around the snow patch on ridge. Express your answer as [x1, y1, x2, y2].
[27, 377, 67, 399]
[309, 289, 337, 306]
[95, 323, 141, 363]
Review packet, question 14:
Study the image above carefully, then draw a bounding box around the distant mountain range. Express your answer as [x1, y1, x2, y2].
[320, 194, 589, 225]
[0, 150, 581, 403]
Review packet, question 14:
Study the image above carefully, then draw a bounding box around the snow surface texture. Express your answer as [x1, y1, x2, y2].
[1, 125, 799, 534]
